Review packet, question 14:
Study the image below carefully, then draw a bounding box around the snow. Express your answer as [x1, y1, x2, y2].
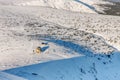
[0, 0, 96, 13]
[24, 6, 120, 50]
[0, 5, 81, 70]
[0, 5, 118, 70]
[0, 0, 120, 80]
[0, 72, 27, 80]
[0, 0, 116, 14]
[3, 52, 120, 80]
[12, 0, 116, 13]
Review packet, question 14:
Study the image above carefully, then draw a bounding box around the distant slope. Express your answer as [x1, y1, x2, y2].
[99, 0, 120, 16]
[0, 0, 96, 13]
[106, 0, 120, 2]
[0, 0, 119, 15]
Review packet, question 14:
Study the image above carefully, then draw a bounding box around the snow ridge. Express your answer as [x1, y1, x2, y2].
[0, 0, 97, 13]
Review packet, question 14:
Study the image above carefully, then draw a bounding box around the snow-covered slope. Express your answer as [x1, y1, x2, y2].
[4, 52, 120, 80]
[0, 0, 120, 80]
[0, 72, 27, 80]
[0, 0, 118, 14]
[23, 6, 120, 50]
[0, 0, 96, 13]
[0, 5, 81, 70]
[0, 5, 117, 70]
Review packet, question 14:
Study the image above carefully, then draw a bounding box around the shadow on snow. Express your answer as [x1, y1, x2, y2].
[44, 39, 93, 56]
[74, 0, 97, 12]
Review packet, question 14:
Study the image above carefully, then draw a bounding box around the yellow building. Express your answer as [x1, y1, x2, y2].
[35, 47, 41, 54]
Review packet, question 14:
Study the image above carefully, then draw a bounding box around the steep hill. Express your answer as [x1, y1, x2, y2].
[4, 52, 120, 80]
[0, 0, 120, 80]
[0, 5, 117, 70]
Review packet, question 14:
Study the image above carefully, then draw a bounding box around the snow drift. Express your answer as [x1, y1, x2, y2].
[4, 52, 120, 80]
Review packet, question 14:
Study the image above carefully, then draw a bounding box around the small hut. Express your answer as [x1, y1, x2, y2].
[35, 47, 41, 54]
[34, 42, 48, 54]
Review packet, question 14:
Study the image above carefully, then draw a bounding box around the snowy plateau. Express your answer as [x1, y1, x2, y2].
[0, 0, 120, 80]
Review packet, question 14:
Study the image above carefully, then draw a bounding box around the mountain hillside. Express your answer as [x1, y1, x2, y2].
[25, 6, 120, 50]
[0, 0, 117, 14]
[0, 0, 120, 80]
[4, 52, 120, 80]
[0, 5, 117, 70]
[0, 0, 97, 13]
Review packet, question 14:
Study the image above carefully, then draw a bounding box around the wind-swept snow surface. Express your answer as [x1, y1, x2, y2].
[0, 0, 120, 80]
[0, 0, 96, 13]
[0, 0, 117, 14]
[0, 5, 117, 70]
[4, 52, 120, 80]
[25, 6, 120, 50]
[0, 72, 27, 80]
